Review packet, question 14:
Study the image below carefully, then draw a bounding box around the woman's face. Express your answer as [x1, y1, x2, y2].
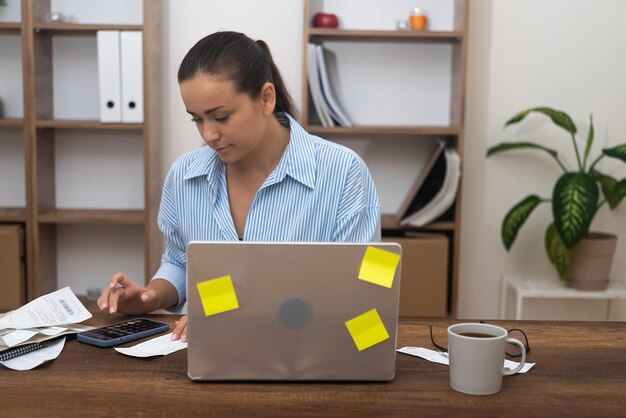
[179, 74, 274, 164]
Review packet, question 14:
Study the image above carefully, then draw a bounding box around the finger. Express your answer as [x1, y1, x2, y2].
[97, 288, 111, 310]
[108, 286, 126, 314]
[109, 272, 125, 288]
[171, 316, 188, 341]
[109, 272, 135, 289]
[180, 322, 188, 343]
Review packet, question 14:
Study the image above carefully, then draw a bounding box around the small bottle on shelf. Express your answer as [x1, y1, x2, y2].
[409, 8, 428, 30]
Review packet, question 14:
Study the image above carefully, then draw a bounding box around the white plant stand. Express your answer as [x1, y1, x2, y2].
[499, 276, 626, 320]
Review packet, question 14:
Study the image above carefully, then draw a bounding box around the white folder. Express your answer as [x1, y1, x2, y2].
[120, 31, 144, 123]
[97, 31, 122, 123]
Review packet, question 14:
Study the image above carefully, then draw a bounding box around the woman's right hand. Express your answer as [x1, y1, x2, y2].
[97, 272, 162, 315]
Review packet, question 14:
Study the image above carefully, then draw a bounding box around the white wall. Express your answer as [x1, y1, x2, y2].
[460, 0, 626, 320]
[160, 0, 626, 320]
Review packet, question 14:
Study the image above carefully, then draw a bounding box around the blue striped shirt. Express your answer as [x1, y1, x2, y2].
[153, 114, 380, 309]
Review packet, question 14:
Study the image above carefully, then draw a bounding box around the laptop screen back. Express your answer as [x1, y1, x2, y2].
[186, 242, 402, 381]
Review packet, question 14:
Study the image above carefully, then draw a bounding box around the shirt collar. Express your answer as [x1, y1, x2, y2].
[272, 113, 316, 190]
[183, 146, 222, 187]
[181, 113, 317, 190]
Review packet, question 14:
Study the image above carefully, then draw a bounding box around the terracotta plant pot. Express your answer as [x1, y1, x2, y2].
[566, 232, 617, 291]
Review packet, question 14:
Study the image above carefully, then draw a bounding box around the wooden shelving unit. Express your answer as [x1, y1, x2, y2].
[308, 28, 464, 42]
[35, 119, 142, 130]
[37, 209, 145, 225]
[32, 23, 142, 32]
[0, 207, 27, 222]
[0, 21, 21, 32]
[302, 0, 468, 315]
[381, 215, 456, 231]
[307, 125, 461, 137]
[0, 118, 24, 127]
[0, 0, 161, 299]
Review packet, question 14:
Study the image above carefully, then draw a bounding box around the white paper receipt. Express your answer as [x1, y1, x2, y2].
[114, 333, 187, 358]
[0, 287, 92, 330]
[397, 346, 535, 373]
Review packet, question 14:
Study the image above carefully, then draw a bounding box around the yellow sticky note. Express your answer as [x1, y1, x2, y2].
[358, 246, 400, 288]
[196, 275, 239, 316]
[345, 308, 390, 351]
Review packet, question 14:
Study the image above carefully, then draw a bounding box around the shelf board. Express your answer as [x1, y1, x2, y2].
[0, 207, 27, 222]
[33, 22, 142, 33]
[36, 119, 143, 130]
[308, 28, 463, 42]
[0, 118, 23, 127]
[0, 22, 21, 33]
[38, 209, 145, 225]
[305, 125, 460, 137]
[381, 214, 455, 231]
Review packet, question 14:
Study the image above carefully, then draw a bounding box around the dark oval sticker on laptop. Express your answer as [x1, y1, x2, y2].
[278, 297, 312, 329]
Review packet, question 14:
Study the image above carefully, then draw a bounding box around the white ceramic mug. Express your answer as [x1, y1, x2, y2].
[448, 323, 526, 395]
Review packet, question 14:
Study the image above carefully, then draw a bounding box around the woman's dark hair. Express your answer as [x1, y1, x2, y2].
[178, 31, 297, 118]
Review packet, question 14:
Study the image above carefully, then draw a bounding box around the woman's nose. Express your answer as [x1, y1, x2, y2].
[202, 123, 220, 143]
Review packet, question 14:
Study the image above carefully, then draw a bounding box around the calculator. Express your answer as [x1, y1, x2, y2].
[77, 318, 170, 348]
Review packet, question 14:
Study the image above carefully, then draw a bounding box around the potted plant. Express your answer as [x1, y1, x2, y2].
[487, 107, 626, 290]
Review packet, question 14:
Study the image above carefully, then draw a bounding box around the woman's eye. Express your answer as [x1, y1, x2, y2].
[190, 117, 201, 123]
[215, 115, 229, 122]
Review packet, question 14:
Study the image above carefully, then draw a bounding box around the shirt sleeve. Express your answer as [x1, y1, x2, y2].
[332, 157, 381, 242]
[151, 166, 187, 312]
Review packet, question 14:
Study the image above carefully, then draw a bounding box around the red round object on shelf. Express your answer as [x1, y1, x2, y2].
[313, 13, 339, 28]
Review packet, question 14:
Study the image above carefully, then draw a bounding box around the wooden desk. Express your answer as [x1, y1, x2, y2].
[1, 313, 625, 417]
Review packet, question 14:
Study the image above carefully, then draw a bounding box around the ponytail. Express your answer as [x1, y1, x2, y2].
[254, 40, 298, 118]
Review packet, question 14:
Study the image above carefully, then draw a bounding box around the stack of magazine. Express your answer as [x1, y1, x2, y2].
[307, 43, 352, 127]
[396, 140, 461, 227]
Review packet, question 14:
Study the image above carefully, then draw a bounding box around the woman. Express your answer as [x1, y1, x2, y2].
[97, 31, 380, 342]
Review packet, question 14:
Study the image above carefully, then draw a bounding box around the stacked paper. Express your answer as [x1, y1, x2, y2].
[307, 43, 352, 127]
[0, 287, 93, 370]
[400, 147, 461, 227]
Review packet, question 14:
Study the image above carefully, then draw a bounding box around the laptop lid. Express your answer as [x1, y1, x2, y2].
[186, 242, 402, 381]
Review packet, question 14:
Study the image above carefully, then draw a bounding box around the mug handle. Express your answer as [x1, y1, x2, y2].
[502, 338, 526, 376]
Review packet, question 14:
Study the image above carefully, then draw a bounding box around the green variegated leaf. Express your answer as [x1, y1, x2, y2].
[505, 109, 533, 126]
[552, 173, 599, 247]
[611, 179, 626, 208]
[550, 232, 569, 280]
[545, 223, 569, 279]
[486, 142, 558, 158]
[583, 114, 594, 168]
[544, 223, 558, 265]
[602, 143, 626, 164]
[505, 107, 577, 135]
[502, 195, 543, 250]
[591, 170, 622, 209]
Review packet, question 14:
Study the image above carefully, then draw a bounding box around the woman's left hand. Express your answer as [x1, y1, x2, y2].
[172, 315, 188, 342]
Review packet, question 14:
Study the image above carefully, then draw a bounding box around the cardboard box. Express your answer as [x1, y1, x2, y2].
[383, 233, 449, 317]
[0, 224, 26, 310]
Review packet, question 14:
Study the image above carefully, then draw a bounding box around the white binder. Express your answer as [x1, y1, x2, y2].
[120, 31, 144, 123]
[97, 31, 122, 123]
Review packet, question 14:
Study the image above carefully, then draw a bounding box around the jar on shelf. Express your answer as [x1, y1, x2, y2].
[409, 8, 428, 30]
[396, 20, 410, 31]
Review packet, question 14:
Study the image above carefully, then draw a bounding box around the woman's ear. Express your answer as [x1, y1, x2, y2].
[259, 82, 276, 115]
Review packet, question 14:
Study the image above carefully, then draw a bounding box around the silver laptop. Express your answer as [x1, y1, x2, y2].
[186, 242, 402, 381]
